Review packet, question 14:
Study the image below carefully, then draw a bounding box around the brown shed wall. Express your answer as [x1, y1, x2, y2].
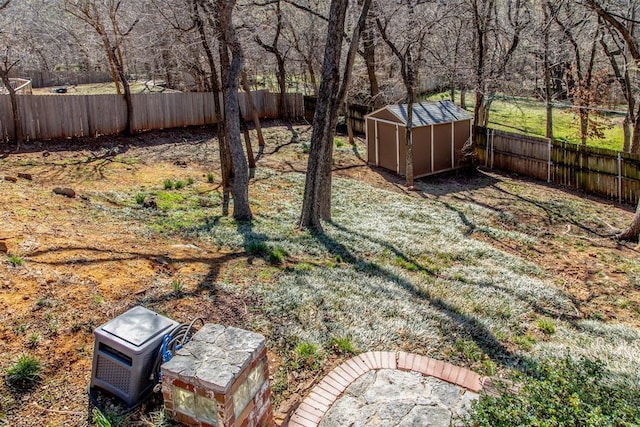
[366, 112, 472, 177]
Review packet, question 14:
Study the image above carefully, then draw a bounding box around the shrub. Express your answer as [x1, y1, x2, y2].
[330, 337, 356, 355]
[135, 193, 145, 205]
[187, 177, 195, 186]
[293, 342, 322, 370]
[163, 179, 173, 190]
[7, 255, 23, 266]
[171, 280, 184, 295]
[174, 180, 185, 190]
[247, 241, 269, 257]
[246, 242, 287, 265]
[5, 354, 42, 390]
[268, 246, 288, 265]
[465, 355, 640, 427]
[207, 173, 214, 183]
[537, 318, 555, 335]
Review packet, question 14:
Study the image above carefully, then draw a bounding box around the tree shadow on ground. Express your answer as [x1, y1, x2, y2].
[367, 166, 501, 199]
[307, 224, 520, 371]
[23, 215, 273, 316]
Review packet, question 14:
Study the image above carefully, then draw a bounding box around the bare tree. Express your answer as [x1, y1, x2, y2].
[550, 2, 604, 145]
[583, 0, 640, 153]
[0, 0, 24, 147]
[581, 0, 640, 241]
[190, 0, 233, 214]
[376, 0, 439, 187]
[299, 0, 372, 230]
[359, 0, 381, 107]
[253, 0, 290, 115]
[64, 0, 140, 135]
[470, 0, 531, 130]
[216, 0, 252, 220]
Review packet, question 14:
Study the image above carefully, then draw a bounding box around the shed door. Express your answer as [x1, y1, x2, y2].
[412, 126, 432, 176]
[433, 123, 452, 172]
[366, 119, 376, 164]
[378, 123, 398, 172]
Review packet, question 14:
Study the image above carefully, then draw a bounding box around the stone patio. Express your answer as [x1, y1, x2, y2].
[289, 351, 485, 427]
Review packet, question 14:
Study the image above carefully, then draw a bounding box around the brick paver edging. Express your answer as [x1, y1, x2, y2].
[288, 351, 486, 427]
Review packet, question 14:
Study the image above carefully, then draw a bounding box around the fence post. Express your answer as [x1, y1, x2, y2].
[618, 152, 622, 204]
[485, 127, 489, 167]
[490, 129, 495, 169]
[547, 138, 552, 183]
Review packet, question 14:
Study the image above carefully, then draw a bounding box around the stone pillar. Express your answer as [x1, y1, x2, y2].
[161, 324, 273, 427]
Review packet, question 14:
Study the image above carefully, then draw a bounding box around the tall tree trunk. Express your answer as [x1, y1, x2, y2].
[345, 101, 354, 144]
[0, 69, 24, 148]
[623, 116, 632, 153]
[405, 91, 414, 188]
[275, 53, 287, 117]
[543, 3, 553, 139]
[118, 68, 134, 136]
[471, 0, 489, 132]
[404, 49, 416, 188]
[192, 0, 231, 214]
[299, 0, 348, 230]
[475, 92, 486, 127]
[360, 3, 380, 107]
[305, 59, 318, 95]
[632, 113, 640, 154]
[218, 0, 252, 221]
[299, 0, 371, 230]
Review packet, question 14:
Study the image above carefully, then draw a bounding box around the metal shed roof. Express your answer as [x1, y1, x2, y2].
[376, 100, 472, 127]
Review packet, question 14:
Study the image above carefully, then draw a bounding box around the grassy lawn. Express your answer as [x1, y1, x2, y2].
[426, 92, 625, 151]
[31, 81, 174, 95]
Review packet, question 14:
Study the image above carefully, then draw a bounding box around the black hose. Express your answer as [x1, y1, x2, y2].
[150, 318, 205, 384]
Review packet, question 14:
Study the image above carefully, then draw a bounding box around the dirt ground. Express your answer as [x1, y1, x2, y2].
[0, 122, 638, 426]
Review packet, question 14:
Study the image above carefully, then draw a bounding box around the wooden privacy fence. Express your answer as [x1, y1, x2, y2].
[0, 90, 303, 142]
[475, 127, 640, 205]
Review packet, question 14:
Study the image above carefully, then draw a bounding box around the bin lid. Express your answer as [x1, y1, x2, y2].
[101, 306, 176, 347]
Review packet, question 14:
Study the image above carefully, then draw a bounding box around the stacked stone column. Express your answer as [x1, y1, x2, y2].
[161, 324, 273, 427]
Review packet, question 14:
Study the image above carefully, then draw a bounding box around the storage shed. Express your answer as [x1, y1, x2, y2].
[366, 100, 473, 177]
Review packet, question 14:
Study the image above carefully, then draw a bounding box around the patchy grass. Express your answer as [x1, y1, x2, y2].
[0, 124, 639, 424]
[111, 166, 640, 391]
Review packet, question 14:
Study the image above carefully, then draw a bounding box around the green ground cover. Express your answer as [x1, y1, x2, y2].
[426, 92, 625, 151]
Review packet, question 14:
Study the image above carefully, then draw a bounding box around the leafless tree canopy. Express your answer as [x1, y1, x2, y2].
[3, 0, 640, 233]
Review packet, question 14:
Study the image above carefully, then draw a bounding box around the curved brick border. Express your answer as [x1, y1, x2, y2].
[288, 351, 486, 427]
